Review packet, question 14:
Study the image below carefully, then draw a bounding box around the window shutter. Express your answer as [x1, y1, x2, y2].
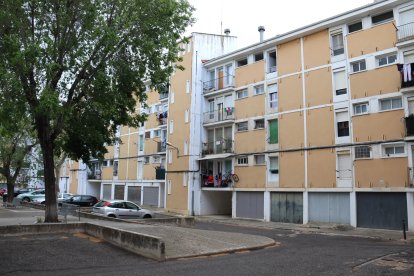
[269, 120, 278, 144]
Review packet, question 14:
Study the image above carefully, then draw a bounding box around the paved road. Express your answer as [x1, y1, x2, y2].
[1, 216, 413, 275]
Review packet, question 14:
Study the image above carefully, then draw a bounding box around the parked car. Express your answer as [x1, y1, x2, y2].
[2, 187, 37, 202]
[62, 195, 99, 207]
[16, 189, 45, 202]
[32, 193, 73, 205]
[92, 200, 153, 219]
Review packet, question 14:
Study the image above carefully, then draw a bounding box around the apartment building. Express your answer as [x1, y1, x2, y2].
[65, 0, 414, 231]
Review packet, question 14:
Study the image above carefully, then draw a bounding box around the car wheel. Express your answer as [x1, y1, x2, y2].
[108, 214, 116, 218]
[143, 214, 152, 219]
[22, 197, 30, 202]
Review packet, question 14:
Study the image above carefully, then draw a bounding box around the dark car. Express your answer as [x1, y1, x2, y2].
[63, 195, 99, 207]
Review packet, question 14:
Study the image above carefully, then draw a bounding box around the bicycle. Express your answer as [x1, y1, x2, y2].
[220, 171, 239, 187]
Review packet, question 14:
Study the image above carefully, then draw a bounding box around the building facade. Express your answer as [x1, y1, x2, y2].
[66, 0, 414, 231]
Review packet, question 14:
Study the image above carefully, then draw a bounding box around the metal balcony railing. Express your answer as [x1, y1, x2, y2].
[157, 111, 168, 125]
[202, 139, 233, 155]
[203, 107, 235, 124]
[157, 141, 167, 152]
[159, 92, 169, 100]
[203, 75, 235, 94]
[397, 22, 414, 43]
[87, 170, 101, 180]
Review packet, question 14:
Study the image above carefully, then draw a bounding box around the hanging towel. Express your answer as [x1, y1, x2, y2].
[404, 63, 412, 82]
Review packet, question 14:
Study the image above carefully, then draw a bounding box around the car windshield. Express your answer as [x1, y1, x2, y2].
[94, 201, 107, 207]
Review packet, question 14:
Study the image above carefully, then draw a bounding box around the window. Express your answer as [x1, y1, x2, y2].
[236, 122, 248, 132]
[331, 32, 344, 56]
[372, 10, 393, 25]
[355, 146, 371, 159]
[348, 21, 362, 33]
[187, 42, 191, 53]
[139, 135, 144, 151]
[337, 121, 349, 137]
[268, 84, 278, 108]
[380, 97, 402, 111]
[333, 70, 347, 96]
[153, 129, 160, 137]
[384, 144, 405, 156]
[144, 157, 150, 164]
[171, 92, 175, 103]
[254, 155, 265, 165]
[145, 131, 150, 139]
[237, 89, 248, 99]
[237, 58, 248, 67]
[254, 84, 264, 95]
[237, 156, 248, 165]
[269, 157, 279, 181]
[336, 111, 349, 137]
[268, 119, 278, 144]
[353, 102, 369, 115]
[113, 160, 118, 176]
[167, 180, 171, 194]
[351, 60, 366, 73]
[377, 53, 397, 67]
[186, 80, 190, 93]
[169, 120, 174, 134]
[254, 119, 265, 129]
[267, 51, 277, 73]
[184, 141, 188, 155]
[185, 109, 189, 123]
[168, 149, 172, 164]
[254, 52, 263, 62]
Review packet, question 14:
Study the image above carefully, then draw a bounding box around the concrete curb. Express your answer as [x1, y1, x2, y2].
[0, 223, 165, 261]
[168, 240, 279, 261]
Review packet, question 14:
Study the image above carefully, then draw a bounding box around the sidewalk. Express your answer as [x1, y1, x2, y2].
[196, 215, 414, 243]
[0, 206, 276, 260]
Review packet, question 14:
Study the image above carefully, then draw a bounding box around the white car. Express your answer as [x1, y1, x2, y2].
[17, 189, 45, 202]
[92, 200, 153, 219]
[31, 193, 73, 204]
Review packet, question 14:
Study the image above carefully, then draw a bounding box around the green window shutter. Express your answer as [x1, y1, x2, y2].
[269, 120, 278, 144]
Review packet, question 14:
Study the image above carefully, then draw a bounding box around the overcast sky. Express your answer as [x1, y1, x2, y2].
[186, 0, 373, 48]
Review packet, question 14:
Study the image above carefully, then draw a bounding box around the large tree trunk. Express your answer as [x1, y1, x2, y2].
[38, 119, 58, 222]
[6, 175, 15, 204]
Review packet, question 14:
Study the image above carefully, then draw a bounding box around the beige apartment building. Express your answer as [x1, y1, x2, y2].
[63, 0, 414, 231]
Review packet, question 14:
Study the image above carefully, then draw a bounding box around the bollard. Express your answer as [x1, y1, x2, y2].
[403, 219, 407, 240]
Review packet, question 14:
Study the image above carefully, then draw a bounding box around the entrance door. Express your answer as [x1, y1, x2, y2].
[337, 153, 352, 188]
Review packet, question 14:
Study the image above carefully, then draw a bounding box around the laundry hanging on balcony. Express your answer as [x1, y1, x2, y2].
[225, 107, 234, 115]
[397, 63, 414, 88]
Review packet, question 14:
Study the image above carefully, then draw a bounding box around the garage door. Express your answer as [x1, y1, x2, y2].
[143, 187, 159, 206]
[236, 192, 264, 219]
[127, 186, 141, 204]
[309, 193, 350, 224]
[102, 184, 112, 200]
[114, 185, 125, 200]
[357, 193, 407, 230]
[271, 192, 303, 224]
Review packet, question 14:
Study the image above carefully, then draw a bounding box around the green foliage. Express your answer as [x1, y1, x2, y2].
[0, 0, 194, 163]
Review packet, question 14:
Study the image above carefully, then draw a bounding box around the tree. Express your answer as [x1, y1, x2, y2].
[0, 0, 194, 222]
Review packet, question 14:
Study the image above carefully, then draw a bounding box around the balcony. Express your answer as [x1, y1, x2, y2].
[155, 167, 166, 180]
[203, 108, 235, 125]
[88, 170, 101, 180]
[159, 92, 169, 101]
[202, 139, 233, 156]
[157, 141, 167, 152]
[203, 75, 235, 95]
[157, 111, 168, 126]
[397, 22, 414, 43]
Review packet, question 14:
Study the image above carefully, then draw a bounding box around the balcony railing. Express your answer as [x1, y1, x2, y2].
[159, 92, 169, 100]
[155, 167, 166, 180]
[405, 116, 414, 136]
[203, 108, 235, 124]
[157, 141, 167, 152]
[397, 22, 414, 43]
[88, 170, 101, 180]
[203, 75, 235, 94]
[202, 139, 233, 155]
[157, 111, 168, 125]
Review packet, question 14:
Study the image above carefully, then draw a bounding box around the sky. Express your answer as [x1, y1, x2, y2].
[186, 0, 373, 48]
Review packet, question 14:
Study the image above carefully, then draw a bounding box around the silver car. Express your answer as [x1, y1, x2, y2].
[32, 193, 73, 204]
[92, 200, 153, 219]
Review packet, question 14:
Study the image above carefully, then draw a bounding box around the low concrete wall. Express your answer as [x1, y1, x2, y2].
[146, 217, 194, 228]
[0, 223, 165, 261]
[84, 224, 165, 261]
